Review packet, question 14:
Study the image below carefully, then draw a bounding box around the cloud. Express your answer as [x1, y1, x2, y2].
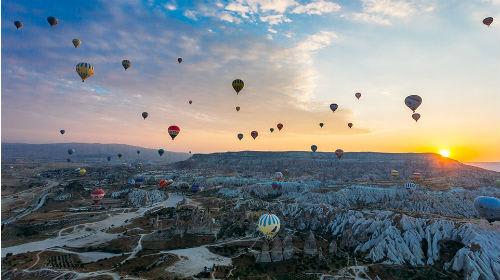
[292, 0, 341, 15]
[351, 0, 436, 25]
[184, 9, 198, 20]
[260, 14, 292, 24]
[351, 12, 392, 25]
[164, 1, 177, 11]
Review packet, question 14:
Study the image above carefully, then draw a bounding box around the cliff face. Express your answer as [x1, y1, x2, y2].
[176, 151, 500, 188]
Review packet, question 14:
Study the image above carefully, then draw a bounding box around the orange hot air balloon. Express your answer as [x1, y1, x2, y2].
[348, 123, 353, 128]
[168, 125, 180, 140]
[412, 113, 421, 122]
[277, 123, 283, 131]
[251, 131, 258, 139]
[355, 92, 361, 99]
[335, 149, 344, 159]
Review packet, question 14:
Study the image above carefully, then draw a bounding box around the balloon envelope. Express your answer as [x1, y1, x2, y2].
[168, 125, 180, 140]
[311, 145, 317, 152]
[412, 113, 421, 122]
[474, 196, 500, 222]
[251, 131, 258, 139]
[68, 149, 75, 155]
[72, 39, 81, 48]
[483, 17, 494, 26]
[258, 213, 280, 239]
[158, 149, 165, 156]
[277, 123, 283, 131]
[14, 21, 23, 29]
[355, 92, 361, 99]
[232, 79, 244, 94]
[178, 57, 183, 63]
[60, 129, 65, 135]
[404, 95, 422, 112]
[76, 63, 94, 82]
[330, 103, 338, 112]
[270, 128, 274, 133]
[142, 112, 148, 119]
[348, 123, 353, 128]
[117, 153, 122, 158]
[189, 100, 192, 104]
[236, 106, 240, 112]
[335, 149, 344, 159]
[319, 122, 324, 128]
[237, 133, 243, 140]
[78, 168, 87, 176]
[122, 60, 131, 70]
[47, 16, 58, 26]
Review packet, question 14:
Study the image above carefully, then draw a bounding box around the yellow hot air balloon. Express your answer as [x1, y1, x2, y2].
[258, 213, 280, 239]
[76, 62, 94, 82]
[391, 170, 399, 178]
[79, 168, 87, 176]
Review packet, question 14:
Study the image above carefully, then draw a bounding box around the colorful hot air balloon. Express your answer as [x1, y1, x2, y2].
[319, 122, 324, 128]
[159, 179, 173, 189]
[76, 63, 94, 82]
[335, 149, 344, 159]
[274, 172, 284, 181]
[330, 103, 338, 113]
[232, 79, 244, 94]
[277, 123, 284, 131]
[251, 131, 258, 139]
[236, 106, 240, 112]
[122, 60, 131, 70]
[311, 145, 317, 152]
[237, 133, 243, 140]
[47, 16, 58, 26]
[60, 129, 65, 135]
[404, 95, 422, 112]
[142, 112, 148, 120]
[72, 39, 81, 48]
[412, 113, 421, 122]
[355, 92, 361, 99]
[189, 100, 192, 104]
[14, 21, 23, 29]
[348, 123, 353, 128]
[78, 168, 87, 176]
[90, 188, 105, 204]
[391, 170, 399, 178]
[168, 125, 180, 140]
[68, 149, 75, 155]
[270, 128, 274, 133]
[178, 57, 183, 63]
[474, 196, 500, 223]
[483, 17, 494, 27]
[117, 153, 123, 159]
[107, 156, 112, 162]
[258, 213, 280, 239]
[158, 149, 165, 156]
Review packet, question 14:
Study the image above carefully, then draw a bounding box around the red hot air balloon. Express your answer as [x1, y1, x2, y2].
[412, 113, 421, 122]
[483, 17, 494, 26]
[335, 149, 344, 159]
[91, 188, 105, 204]
[237, 133, 243, 140]
[251, 131, 258, 139]
[348, 122, 353, 128]
[355, 92, 361, 99]
[168, 125, 180, 140]
[277, 123, 283, 131]
[159, 179, 173, 189]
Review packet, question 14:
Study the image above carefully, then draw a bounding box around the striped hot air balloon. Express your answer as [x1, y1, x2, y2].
[76, 62, 94, 82]
[258, 213, 281, 239]
[168, 125, 180, 140]
[232, 79, 244, 94]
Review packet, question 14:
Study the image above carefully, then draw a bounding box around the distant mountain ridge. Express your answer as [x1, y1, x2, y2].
[174, 151, 500, 188]
[1, 143, 190, 164]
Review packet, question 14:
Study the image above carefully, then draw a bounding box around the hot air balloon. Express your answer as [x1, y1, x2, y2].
[237, 133, 243, 140]
[335, 149, 344, 159]
[122, 60, 131, 70]
[391, 170, 399, 178]
[251, 131, 258, 139]
[76, 63, 94, 82]
[404, 95, 422, 112]
[330, 103, 338, 113]
[158, 149, 165, 157]
[311, 145, 317, 152]
[142, 112, 148, 120]
[270, 128, 274, 133]
[47, 16, 58, 27]
[232, 79, 244, 95]
[412, 113, 421, 122]
[136, 150, 141, 155]
[258, 213, 280, 239]
[14, 21, 23, 29]
[72, 39, 81, 48]
[189, 100, 192, 104]
[236, 106, 240, 112]
[168, 125, 180, 140]
[348, 123, 353, 128]
[274, 172, 284, 181]
[319, 122, 324, 128]
[355, 92, 361, 99]
[178, 57, 183, 63]
[68, 149, 75, 155]
[78, 168, 87, 176]
[483, 17, 494, 27]
[90, 188, 105, 204]
[277, 123, 283, 131]
[117, 153, 123, 159]
[474, 196, 500, 223]
[159, 179, 173, 189]
[60, 129, 65, 135]
[107, 156, 112, 162]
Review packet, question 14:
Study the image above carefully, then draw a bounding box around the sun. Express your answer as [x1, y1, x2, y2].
[439, 149, 451, 158]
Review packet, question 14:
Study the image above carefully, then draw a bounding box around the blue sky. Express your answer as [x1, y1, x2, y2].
[2, 0, 500, 161]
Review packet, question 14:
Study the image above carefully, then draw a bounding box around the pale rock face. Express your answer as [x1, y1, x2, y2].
[127, 189, 167, 207]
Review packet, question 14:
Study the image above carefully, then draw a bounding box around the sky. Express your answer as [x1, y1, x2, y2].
[1, 0, 500, 162]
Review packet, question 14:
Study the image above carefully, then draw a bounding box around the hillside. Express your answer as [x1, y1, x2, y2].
[174, 151, 500, 188]
[1, 143, 190, 164]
